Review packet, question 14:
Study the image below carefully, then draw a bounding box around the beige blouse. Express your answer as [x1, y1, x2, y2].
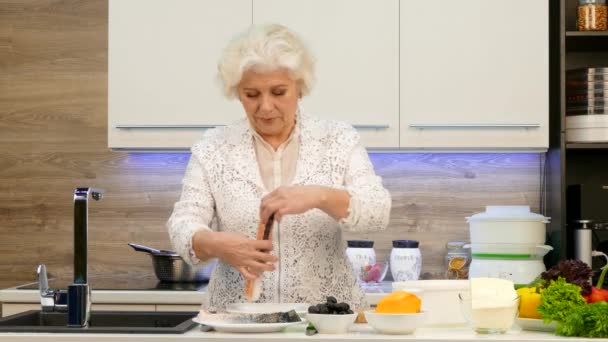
[251, 124, 300, 191]
[250, 121, 361, 226]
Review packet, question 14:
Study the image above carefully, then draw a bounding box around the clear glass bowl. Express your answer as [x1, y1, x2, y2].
[458, 292, 519, 334]
[355, 260, 389, 285]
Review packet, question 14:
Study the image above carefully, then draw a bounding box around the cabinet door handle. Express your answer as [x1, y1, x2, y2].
[115, 124, 225, 129]
[409, 123, 541, 128]
[117, 124, 391, 130]
[352, 124, 390, 129]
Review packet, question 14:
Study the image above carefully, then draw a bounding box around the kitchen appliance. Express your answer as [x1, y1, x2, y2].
[567, 183, 608, 268]
[466, 206, 552, 284]
[574, 220, 593, 266]
[468, 254, 551, 285]
[566, 68, 608, 143]
[128, 243, 216, 282]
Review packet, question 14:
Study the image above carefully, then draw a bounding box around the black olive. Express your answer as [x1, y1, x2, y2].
[326, 296, 338, 304]
[337, 303, 350, 312]
[347, 309, 354, 314]
[308, 305, 320, 314]
[319, 305, 330, 314]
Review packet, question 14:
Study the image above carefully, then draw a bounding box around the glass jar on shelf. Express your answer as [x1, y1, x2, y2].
[444, 241, 471, 279]
[578, 0, 608, 31]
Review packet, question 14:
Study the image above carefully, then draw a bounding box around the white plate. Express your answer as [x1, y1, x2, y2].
[192, 317, 305, 333]
[516, 317, 557, 332]
[226, 303, 309, 318]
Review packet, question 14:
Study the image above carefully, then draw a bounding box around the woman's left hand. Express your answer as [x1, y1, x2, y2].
[260, 185, 351, 223]
[260, 185, 325, 223]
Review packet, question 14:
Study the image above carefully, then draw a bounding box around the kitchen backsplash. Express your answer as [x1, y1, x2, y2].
[0, 0, 541, 287]
[350, 153, 541, 279]
[0, 149, 541, 286]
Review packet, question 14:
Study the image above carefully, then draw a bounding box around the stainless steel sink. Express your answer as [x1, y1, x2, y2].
[0, 310, 198, 334]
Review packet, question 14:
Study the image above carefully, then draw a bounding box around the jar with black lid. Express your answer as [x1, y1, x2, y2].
[390, 240, 422, 281]
[345, 240, 376, 276]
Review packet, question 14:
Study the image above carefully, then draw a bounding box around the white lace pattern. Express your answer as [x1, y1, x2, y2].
[167, 113, 391, 311]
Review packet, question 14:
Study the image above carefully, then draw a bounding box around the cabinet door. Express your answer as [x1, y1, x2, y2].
[108, 0, 251, 150]
[253, 0, 400, 149]
[400, 0, 548, 150]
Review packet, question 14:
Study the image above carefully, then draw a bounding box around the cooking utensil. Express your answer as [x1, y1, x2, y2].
[128, 243, 216, 282]
[466, 206, 552, 284]
[466, 206, 550, 245]
[264, 213, 274, 240]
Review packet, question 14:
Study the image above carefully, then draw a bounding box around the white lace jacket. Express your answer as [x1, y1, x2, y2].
[167, 114, 391, 311]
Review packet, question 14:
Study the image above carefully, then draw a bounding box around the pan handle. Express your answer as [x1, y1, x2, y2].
[128, 242, 177, 255]
[128, 243, 161, 255]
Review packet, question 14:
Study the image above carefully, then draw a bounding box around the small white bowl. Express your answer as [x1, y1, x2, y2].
[364, 310, 427, 335]
[306, 313, 357, 334]
[458, 292, 519, 334]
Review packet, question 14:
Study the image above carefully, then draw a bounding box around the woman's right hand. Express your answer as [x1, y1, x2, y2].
[192, 230, 277, 281]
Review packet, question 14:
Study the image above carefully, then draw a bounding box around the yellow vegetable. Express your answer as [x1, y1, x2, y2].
[376, 291, 421, 314]
[517, 287, 542, 319]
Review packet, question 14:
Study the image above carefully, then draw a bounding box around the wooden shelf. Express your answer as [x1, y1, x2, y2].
[566, 31, 608, 36]
[566, 143, 608, 149]
[566, 31, 608, 52]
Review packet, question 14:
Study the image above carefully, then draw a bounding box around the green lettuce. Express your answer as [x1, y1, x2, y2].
[556, 302, 608, 338]
[536, 277, 586, 323]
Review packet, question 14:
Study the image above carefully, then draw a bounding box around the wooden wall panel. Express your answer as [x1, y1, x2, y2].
[0, 0, 541, 290]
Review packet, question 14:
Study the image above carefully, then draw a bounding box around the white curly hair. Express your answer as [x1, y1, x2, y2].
[217, 23, 315, 99]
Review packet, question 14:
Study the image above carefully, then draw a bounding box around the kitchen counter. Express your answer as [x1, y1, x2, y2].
[0, 282, 392, 306]
[0, 287, 205, 305]
[0, 323, 591, 342]
[0, 281, 466, 326]
[0, 276, 208, 305]
[0, 278, 208, 317]
[0, 281, 592, 341]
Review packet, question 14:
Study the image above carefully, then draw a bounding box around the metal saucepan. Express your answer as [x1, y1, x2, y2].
[128, 243, 216, 282]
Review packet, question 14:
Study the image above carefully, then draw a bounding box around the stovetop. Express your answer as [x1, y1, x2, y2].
[16, 276, 207, 292]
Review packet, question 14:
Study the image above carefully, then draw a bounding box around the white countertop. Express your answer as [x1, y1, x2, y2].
[0, 323, 591, 342]
[0, 281, 591, 341]
[0, 287, 205, 305]
[0, 283, 391, 305]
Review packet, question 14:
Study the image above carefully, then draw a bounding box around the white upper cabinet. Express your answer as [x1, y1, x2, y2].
[253, 0, 400, 149]
[108, 0, 549, 151]
[108, 0, 251, 150]
[399, 0, 548, 150]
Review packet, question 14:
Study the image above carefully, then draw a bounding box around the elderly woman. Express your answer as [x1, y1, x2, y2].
[167, 24, 391, 311]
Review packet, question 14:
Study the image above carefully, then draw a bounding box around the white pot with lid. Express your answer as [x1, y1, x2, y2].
[467, 206, 550, 246]
[464, 243, 554, 258]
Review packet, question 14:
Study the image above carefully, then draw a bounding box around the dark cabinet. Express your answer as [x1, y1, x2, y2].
[546, 0, 608, 269]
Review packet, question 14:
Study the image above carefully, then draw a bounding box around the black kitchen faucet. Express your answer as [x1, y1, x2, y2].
[69, 187, 104, 327]
[37, 187, 104, 328]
